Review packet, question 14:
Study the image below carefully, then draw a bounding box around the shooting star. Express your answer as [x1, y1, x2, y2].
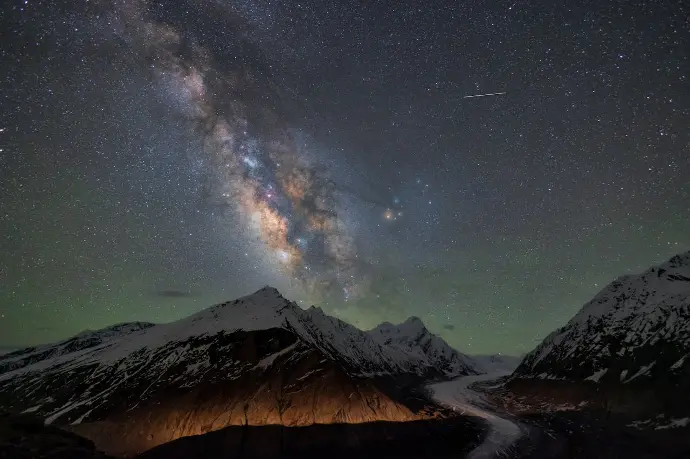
[463, 92, 507, 99]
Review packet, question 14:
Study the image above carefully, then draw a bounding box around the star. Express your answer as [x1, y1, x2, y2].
[0, 0, 686, 356]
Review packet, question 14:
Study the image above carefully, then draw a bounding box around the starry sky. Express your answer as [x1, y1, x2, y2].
[1, 0, 688, 355]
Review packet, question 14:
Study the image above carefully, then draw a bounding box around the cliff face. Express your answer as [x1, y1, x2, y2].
[0, 288, 465, 456]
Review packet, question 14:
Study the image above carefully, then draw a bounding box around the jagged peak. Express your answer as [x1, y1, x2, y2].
[371, 317, 428, 334]
[213, 286, 291, 311]
[401, 316, 427, 329]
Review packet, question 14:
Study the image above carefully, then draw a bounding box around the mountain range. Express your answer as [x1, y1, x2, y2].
[2, 250, 690, 457]
[0, 287, 477, 456]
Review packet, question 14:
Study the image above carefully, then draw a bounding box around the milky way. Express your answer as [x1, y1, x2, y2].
[107, 0, 361, 299]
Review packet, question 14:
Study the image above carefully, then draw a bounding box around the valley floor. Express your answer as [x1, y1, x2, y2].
[429, 372, 523, 459]
[431, 373, 690, 459]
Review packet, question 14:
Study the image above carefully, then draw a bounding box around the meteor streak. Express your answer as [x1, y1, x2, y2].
[463, 92, 507, 99]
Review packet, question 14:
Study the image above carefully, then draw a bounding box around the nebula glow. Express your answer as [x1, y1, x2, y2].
[109, 0, 359, 299]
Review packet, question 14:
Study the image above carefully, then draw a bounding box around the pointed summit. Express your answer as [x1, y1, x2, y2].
[254, 285, 284, 297]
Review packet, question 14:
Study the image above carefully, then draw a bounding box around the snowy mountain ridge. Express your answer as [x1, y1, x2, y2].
[0, 322, 155, 374]
[514, 251, 690, 384]
[0, 287, 475, 381]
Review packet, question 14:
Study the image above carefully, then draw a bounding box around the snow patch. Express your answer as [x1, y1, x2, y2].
[185, 360, 207, 375]
[656, 417, 690, 430]
[624, 361, 656, 383]
[584, 368, 608, 382]
[296, 368, 322, 381]
[21, 405, 41, 413]
[534, 372, 565, 380]
[254, 342, 298, 369]
[629, 416, 690, 430]
[71, 409, 93, 425]
[670, 355, 686, 370]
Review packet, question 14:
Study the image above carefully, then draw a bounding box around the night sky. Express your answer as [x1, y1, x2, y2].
[1, 0, 688, 355]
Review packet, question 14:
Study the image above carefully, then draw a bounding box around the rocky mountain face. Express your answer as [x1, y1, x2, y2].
[513, 251, 690, 388]
[0, 287, 474, 456]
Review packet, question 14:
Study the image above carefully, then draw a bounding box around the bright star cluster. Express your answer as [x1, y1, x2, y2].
[0, 0, 688, 354]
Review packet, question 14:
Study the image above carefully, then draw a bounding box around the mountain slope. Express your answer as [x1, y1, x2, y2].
[0, 287, 472, 455]
[513, 251, 690, 386]
[0, 322, 154, 374]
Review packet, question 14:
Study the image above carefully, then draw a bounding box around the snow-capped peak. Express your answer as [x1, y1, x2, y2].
[254, 285, 286, 301]
[368, 317, 479, 377]
[398, 316, 428, 335]
[514, 250, 690, 383]
[568, 250, 690, 327]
